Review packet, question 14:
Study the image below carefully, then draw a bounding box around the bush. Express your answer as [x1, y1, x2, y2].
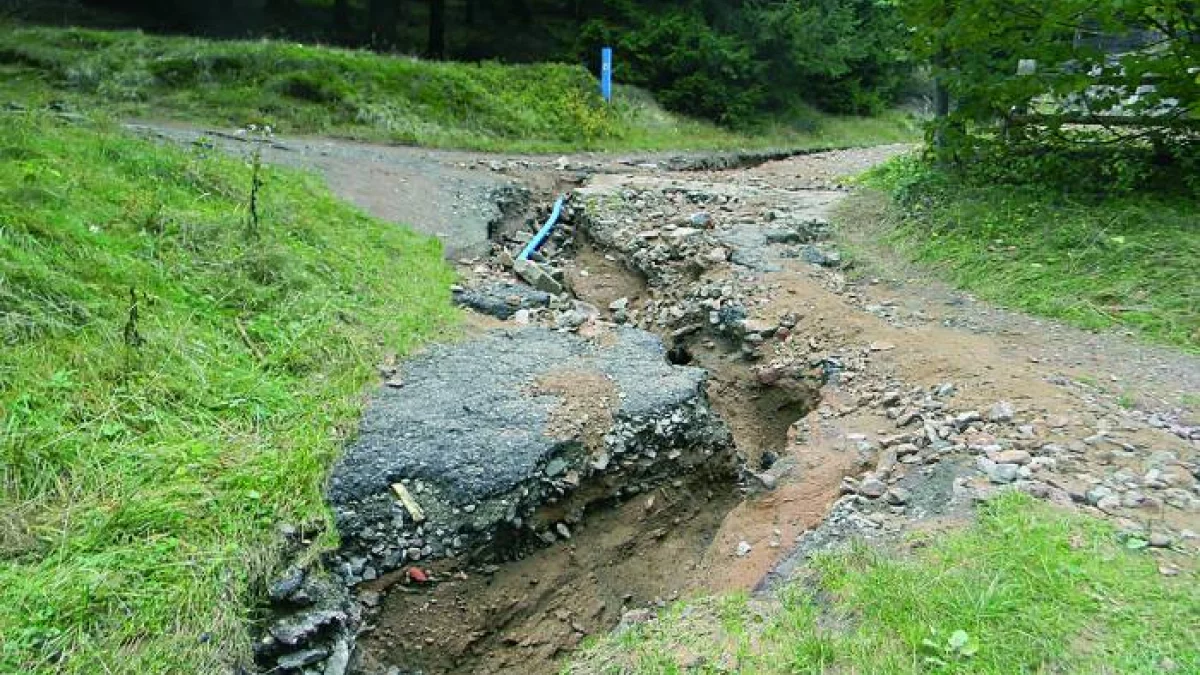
[900, 0, 1199, 180]
[577, 0, 910, 127]
[579, 8, 766, 126]
[273, 71, 354, 105]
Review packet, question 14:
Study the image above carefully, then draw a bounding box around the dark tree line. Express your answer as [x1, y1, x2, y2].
[65, 0, 912, 125]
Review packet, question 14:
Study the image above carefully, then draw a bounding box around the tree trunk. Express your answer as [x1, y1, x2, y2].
[931, 42, 954, 165]
[369, 0, 399, 48]
[464, 0, 475, 26]
[932, 77, 950, 153]
[333, 0, 351, 40]
[427, 0, 446, 59]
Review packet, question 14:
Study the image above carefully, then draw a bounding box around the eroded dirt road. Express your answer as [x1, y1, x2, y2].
[399, 144, 1197, 674]
[139, 125, 1198, 675]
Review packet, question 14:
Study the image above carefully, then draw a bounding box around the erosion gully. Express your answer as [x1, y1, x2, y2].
[349, 162, 852, 675]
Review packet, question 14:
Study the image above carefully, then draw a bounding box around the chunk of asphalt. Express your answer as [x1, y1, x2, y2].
[328, 327, 735, 574]
[451, 283, 552, 320]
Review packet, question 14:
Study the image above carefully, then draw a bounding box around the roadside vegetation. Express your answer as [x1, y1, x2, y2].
[0, 26, 918, 152]
[569, 493, 1199, 674]
[0, 112, 456, 673]
[852, 0, 1199, 351]
[859, 155, 1199, 351]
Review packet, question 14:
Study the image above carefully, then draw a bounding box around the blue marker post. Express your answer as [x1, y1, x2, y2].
[601, 47, 613, 103]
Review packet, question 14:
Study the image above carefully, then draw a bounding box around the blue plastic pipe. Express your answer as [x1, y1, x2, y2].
[601, 47, 613, 102]
[518, 195, 566, 262]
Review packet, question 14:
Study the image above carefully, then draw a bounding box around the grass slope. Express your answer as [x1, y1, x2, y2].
[0, 25, 919, 152]
[0, 113, 456, 673]
[569, 493, 1199, 674]
[861, 156, 1200, 352]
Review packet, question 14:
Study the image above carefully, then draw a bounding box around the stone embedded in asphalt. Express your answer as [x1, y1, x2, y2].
[328, 327, 735, 574]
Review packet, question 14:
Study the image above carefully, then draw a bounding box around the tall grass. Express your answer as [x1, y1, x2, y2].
[0, 113, 457, 673]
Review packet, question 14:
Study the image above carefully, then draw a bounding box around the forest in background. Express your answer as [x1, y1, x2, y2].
[10, 0, 915, 126]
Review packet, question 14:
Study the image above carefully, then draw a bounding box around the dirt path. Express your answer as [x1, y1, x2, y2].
[126, 122, 810, 259]
[141, 125, 1197, 675]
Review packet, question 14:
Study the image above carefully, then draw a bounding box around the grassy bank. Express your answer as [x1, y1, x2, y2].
[569, 493, 1199, 673]
[0, 113, 456, 672]
[859, 156, 1200, 351]
[0, 25, 919, 152]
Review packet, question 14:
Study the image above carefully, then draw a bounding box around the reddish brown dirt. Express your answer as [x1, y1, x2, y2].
[355, 482, 740, 675]
[564, 241, 648, 310]
[531, 369, 619, 456]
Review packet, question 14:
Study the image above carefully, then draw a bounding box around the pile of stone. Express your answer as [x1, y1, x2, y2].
[810, 377, 1198, 551]
[254, 542, 358, 674]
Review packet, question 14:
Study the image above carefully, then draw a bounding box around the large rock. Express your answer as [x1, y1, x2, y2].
[328, 327, 735, 573]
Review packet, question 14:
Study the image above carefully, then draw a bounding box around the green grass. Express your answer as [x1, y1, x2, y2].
[568, 493, 1200, 674]
[0, 25, 919, 152]
[859, 156, 1200, 351]
[0, 113, 457, 672]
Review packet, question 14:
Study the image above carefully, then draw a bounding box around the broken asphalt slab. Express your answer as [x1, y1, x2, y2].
[327, 326, 736, 580]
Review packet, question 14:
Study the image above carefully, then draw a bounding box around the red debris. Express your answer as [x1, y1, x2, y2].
[406, 567, 429, 583]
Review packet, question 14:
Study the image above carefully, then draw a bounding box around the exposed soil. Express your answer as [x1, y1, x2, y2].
[564, 242, 648, 311]
[532, 369, 618, 456]
[140, 124, 1197, 675]
[355, 480, 739, 675]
